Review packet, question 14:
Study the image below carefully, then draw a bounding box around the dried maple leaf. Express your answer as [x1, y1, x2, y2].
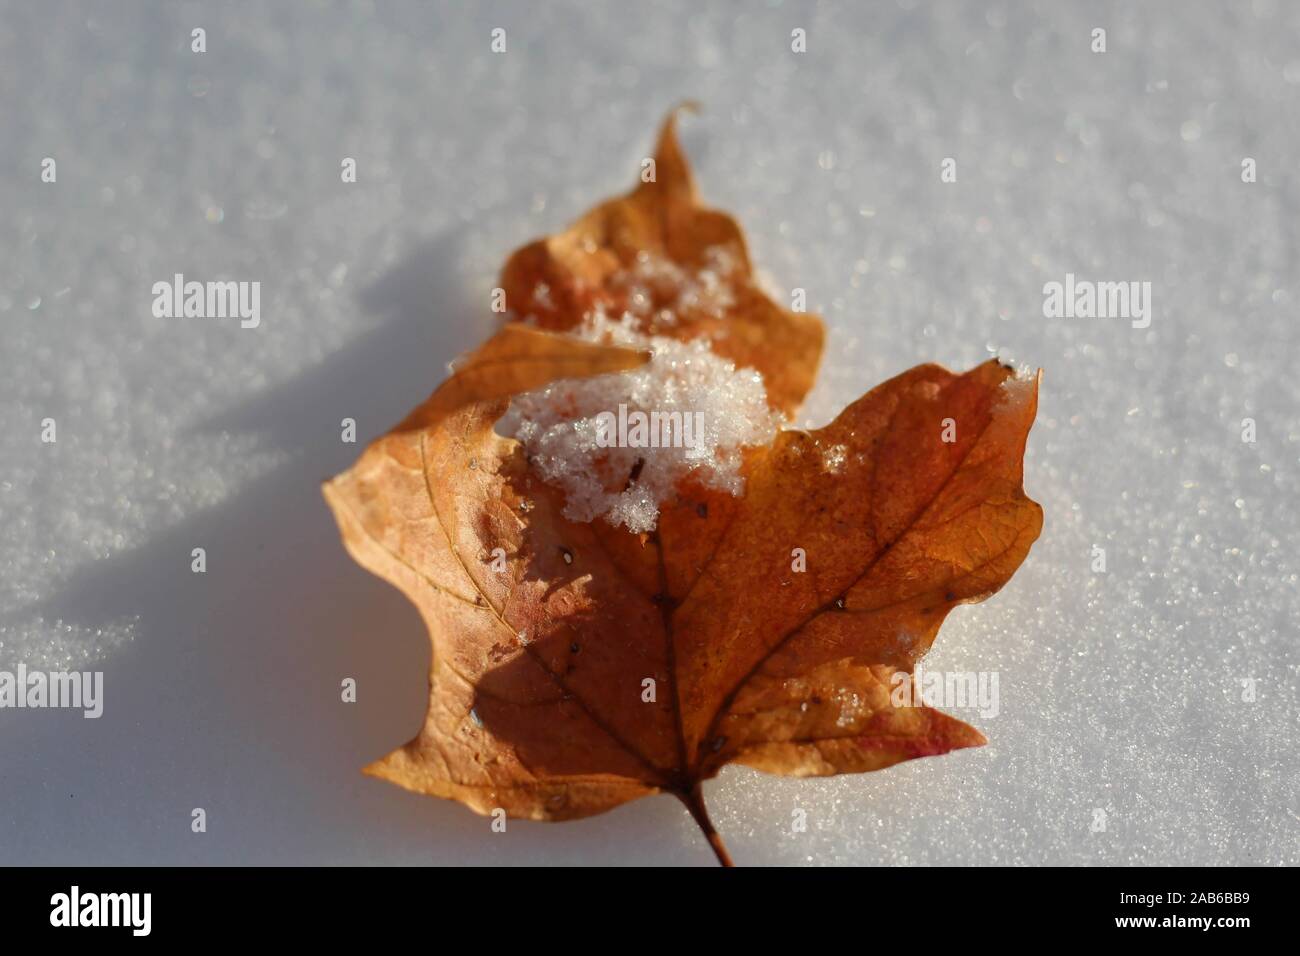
[323, 114, 1042, 866]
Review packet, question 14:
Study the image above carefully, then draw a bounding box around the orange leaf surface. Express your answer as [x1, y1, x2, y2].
[323, 114, 1042, 865]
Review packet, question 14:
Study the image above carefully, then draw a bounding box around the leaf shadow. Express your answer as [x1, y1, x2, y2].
[0, 230, 509, 863]
[465, 465, 690, 807]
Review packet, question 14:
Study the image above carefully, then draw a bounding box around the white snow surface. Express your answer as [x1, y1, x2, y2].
[0, 0, 1295, 865]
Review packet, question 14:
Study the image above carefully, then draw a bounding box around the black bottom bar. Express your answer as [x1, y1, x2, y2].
[0, 865, 1282, 941]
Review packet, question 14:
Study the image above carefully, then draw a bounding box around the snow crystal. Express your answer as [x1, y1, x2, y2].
[502, 254, 780, 533]
[820, 443, 849, 474]
[612, 245, 739, 324]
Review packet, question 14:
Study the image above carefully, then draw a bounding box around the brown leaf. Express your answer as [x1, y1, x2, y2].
[500, 104, 824, 418]
[323, 115, 1043, 865]
[323, 326, 659, 823]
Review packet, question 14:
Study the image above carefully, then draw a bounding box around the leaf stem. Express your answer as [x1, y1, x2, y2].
[679, 783, 734, 867]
